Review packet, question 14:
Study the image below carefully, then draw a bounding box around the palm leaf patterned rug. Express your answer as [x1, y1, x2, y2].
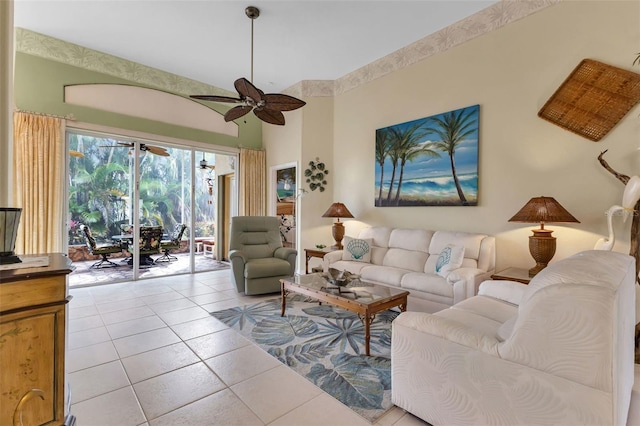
[210, 294, 399, 423]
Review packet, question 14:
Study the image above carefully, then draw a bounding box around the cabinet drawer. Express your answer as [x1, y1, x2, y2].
[0, 276, 66, 313]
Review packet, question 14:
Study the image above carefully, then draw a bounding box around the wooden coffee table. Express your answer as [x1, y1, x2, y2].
[280, 274, 409, 356]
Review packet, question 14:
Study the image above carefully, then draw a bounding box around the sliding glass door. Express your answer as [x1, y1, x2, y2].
[67, 130, 231, 287]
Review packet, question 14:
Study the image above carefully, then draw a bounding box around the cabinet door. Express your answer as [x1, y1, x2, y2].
[1, 309, 61, 425]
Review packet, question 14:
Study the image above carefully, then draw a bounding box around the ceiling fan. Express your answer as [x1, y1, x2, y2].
[199, 153, 215, 170]
[98, 142, 170, 157]
[190, 6, 305, 126]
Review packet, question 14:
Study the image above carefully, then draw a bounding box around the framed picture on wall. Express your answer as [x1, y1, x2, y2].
[271, 163, 297, 248]
[375, 104, 479, 207]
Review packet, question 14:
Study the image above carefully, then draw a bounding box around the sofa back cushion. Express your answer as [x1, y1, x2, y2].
[424, 231, 487, 273]
[382, 229, 432, 272]
[357, 226, 391, 265]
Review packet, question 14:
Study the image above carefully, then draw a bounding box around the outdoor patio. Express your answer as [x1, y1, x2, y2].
[69, 252, 230, 288]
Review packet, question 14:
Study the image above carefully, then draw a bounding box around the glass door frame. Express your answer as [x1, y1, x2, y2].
[65, 125, 238, 285]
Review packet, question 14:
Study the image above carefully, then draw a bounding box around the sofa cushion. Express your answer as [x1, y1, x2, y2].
[435, 244, 465, 277]
[342, 236, 372, 263]
[358, 227, 392, 265]
[401, 272, 452, 298]
[388, 229, 433, 252]
[383, 248, 428, 272]
[497, 316, 517, 341]
[326, 260, 370, 275]
[450, 295, 517, 323]
[358, 226, 392, 248]
[360, 265, 408, 286]
[435, 307, 503, 336]
[424, 231, 485, 273]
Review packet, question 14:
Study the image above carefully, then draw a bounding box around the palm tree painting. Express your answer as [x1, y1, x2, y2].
[375, 105, 479, 207]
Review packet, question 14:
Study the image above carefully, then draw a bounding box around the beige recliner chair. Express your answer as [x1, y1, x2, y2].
[229, 216, 297, 295]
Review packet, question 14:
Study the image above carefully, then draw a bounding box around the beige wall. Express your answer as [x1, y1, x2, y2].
[264, 96, 335, 271]
[268, 0, 640, 272]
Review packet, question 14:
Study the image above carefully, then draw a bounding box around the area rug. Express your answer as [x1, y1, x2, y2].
[210, 294, 399, 423]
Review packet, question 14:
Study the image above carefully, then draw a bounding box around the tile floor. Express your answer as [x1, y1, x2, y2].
[67, 270, 427, 425]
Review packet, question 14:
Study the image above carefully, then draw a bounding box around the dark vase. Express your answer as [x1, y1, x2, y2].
[0, 207, 22, 264]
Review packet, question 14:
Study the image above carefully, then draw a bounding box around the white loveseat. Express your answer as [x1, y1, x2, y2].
[392, 250, 636, 425]
[322, 226, 495, 312]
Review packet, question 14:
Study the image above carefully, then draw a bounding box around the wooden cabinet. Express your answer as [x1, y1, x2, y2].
[0, 254, 74, 425]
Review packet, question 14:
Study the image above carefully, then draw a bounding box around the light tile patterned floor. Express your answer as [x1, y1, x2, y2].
[67, 270, 428, 425]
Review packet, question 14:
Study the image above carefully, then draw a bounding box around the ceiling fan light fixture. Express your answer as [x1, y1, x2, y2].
[189, 5, 305, 126]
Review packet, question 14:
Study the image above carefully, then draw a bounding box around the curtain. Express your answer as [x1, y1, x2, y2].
[238, 147, 266, 216]
[12, 112, 65, 254]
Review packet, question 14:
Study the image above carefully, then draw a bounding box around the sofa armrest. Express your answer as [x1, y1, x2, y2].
[394, 311, 500, 356]
[322, 250, 344, 272]
[478, 280, 528, 306]
[446, 267, 491, 304]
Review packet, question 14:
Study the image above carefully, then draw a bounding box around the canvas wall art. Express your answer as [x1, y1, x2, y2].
[375, 104, 479, 207]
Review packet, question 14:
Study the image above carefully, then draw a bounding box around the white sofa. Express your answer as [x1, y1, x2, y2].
[392, 250, 636, 425]
[322, 226, 495, 312]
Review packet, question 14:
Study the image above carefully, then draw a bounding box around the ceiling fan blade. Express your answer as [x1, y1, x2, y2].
[98, 145, 126, 148]
[263, 94, 306, 112]
[69, 150, 84, 158]
[224, 105, 253, 122]
[117, 142, 135, 147]
[145, 145, 170, 156]
[254, 108, 285, 125]
[234, 78, 263, 103]
[190, 95, 243, 103]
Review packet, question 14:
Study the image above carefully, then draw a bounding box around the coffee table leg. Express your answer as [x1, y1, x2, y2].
[281, 282, 287, 317]
[359, 313, 375, 356]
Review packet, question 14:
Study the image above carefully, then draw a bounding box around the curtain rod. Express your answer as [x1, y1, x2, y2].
[14, 109, 75, 121]
[238, 145, 265, 152]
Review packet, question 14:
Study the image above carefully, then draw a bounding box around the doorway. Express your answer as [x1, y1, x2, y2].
[66, 129, 236, 287]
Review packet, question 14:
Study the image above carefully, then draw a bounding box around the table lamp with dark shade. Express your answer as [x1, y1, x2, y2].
[509, 197, 579, 277]
[322, 203, 354, 250]
[0, 207, 22, 264]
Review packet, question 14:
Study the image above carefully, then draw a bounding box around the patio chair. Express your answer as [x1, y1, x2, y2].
[156, 223, 187, 262]
[80, 224, 123, 269]
[139, 225, 163, 265]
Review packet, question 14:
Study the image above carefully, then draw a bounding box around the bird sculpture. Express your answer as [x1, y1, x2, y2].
[595, 175, 640, 251]
[594, 205, 624, 250]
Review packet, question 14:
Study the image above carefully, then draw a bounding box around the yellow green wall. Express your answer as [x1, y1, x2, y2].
[14, 30, 262, 149]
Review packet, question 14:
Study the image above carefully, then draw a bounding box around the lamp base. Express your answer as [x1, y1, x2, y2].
[528, 229, 556, 277]
[332, 221, 345, 250]
[0, 254, 22, 265]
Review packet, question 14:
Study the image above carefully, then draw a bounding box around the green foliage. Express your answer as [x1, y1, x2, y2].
[67, 133, 214, 245]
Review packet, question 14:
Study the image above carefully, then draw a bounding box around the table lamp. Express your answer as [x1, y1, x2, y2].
[0, 207, 22, 264]
[322, 202, 354, 249]
[508, 197, 579, 277]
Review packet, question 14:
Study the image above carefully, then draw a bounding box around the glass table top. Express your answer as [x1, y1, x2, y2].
[283, 273, 408, 305]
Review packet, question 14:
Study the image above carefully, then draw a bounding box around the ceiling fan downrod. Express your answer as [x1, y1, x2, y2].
[245, 6, 260, 84]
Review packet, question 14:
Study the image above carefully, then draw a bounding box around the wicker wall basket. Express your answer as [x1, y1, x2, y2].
[538, 59, 640, 142]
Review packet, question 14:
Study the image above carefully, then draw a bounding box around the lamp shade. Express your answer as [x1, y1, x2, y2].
[322, 203, 354, 219]
[0, 207, 22, 264]
[508, 197, 579, 225]
[508, 197, 578, 277]
[322, 203, 354, 250]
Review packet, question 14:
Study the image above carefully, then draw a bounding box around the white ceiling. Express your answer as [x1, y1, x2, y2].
[14, 1, 497, 94]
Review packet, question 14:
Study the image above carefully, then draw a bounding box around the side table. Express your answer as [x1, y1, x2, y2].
[491, 267, 532, 284]
[304, 248, 335, 274]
